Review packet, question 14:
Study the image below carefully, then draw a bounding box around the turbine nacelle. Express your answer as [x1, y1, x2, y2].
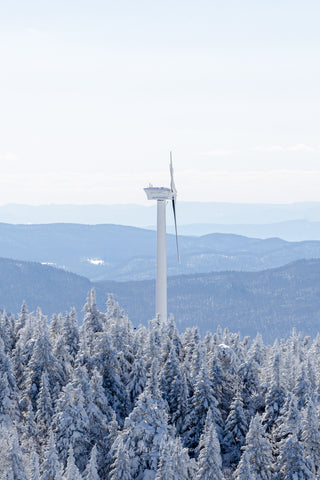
[144, 187, 173, 201]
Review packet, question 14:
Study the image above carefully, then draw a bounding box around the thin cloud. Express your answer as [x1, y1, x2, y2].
[0, 153, 18, 162]
[178, 169, 320, 203]
[252, 144, 316, 153]
[288, 144, 315, 152]
[199, 149, 238, 156]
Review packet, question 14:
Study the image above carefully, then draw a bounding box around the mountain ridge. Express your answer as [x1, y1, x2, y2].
[2, 223, 320, 281]
[1, 255, 320, 342]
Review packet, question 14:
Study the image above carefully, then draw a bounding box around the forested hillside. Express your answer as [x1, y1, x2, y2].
[0, 290, 319, 478]
[2, 223, 320, 281]
[2, 256, 320, 342]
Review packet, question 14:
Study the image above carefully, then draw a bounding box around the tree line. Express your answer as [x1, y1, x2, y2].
[0, 288, 319, 479]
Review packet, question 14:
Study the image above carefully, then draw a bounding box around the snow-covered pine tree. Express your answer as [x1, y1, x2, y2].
[244, 413, 274, 480]
[273, 393, 301, 447]
[0, 371, 20, 425]
[53, 382, 90, 472]
[262, 351, 286, 433]
[278, 433, 315, 479]
[237, 354, 262, 416]
[111, 360, 169, 479]
[155, 439, 176, 480]
[294, 363, 311, 410]
[0, 311, 15, 354]
[63, 446, 82, 480]
[109, 439, 132, 480]
[127, 354, 147, 407]
[183, 362, 222, 457]
[233, 451, 255, 480]
[91, 329, 129, 422]
[53, 334, 72, 390]
[155, 437, 195, 480]
[160, 343, 183, 418]
[62, 309, 80, 362]
[83, 445, 100, 480]
[15, 301, 28, 336]
[25, 314, 62, 410]
[196, 409, 223, 480]
[85, 368, 113, 477]
[35, 371, 53, 444]
[301, 399, 320, 474]
[28, 450, 41, 480]
[40, 430, 63, 480]
[222, 388, 248, 467]
[49, 314, 63, 347]
[82, 289, 104, 351]
[5, 431, 27, 480]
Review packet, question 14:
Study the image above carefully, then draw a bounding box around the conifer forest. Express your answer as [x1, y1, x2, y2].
[1, 288, 320, 479]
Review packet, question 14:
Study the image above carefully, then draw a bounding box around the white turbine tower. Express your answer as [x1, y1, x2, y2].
[144, 153, 180, 322]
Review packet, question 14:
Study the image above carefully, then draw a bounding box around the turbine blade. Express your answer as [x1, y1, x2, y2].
[172, 197, 181, 264]
[170, 151, 177, 195]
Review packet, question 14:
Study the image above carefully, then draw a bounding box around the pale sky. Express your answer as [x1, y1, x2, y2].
[1, 0, 320, 204]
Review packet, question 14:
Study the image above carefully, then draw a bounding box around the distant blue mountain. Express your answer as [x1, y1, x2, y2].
[1, 256, 320, 343]
[168, 219, 320, 241]
[2, 201, 320, 227]
[1, 223, 320, 281]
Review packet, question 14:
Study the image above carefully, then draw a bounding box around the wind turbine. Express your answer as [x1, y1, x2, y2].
[144, 153, 180, 322]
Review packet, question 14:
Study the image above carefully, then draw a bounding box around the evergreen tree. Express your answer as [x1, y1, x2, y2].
[35, 371, 53, 444]
[274, 393, 301, 446]
[53, 334, 72, 389]
[15, 301, 28, 335]
[82, 289, 104, 351]
[294, 363, 311, 409]
[53, 382, 90, 472]
[11, 343, 25, 392]
[62, 309, 79, 362]
[26, 315, 62, 409]
[127, 355, 147, 407]
[109, 439, 132, 480]
[262, 352, 286, 433]
[49, 314, 63, 347]
[111, 361, 169, 479]
[196, 410, 224, 480]
[244, 414, 273, 480]
[238, 354, 262, 415]
[0, 311, 15, 354]
[301, 399, 320, 474]
[155, 439, 176, 480]
[0, 371, 20, 425]
[233, 451, 255, 480]
[41, 431, 63, 480]
[183, 362, 222, 456]
[85, 368, 112, 476]
[28, 450, 41, 480]
[6, 432, 27, 480]
[63, 446, 82, 480]
[172, 369, 190, 435]
[155, 437, 195, 480]
[278, 433, 315, 479]
[21, 398, 39, 453]
[92, 329, 129, 422]
[222, 389, 248, 466]
[160, 344, 184, 420]
[83, 445, 100, 480]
